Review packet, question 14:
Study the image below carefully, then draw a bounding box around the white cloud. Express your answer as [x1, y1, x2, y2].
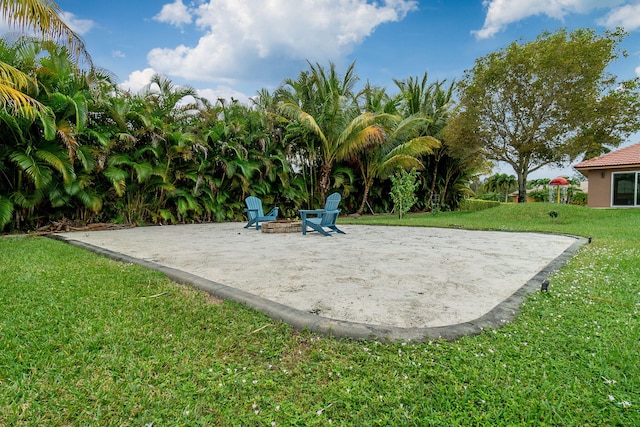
[154, 0, 193, 27]
[147, 0, 417, 84]
[118, 68, 157, 93]
[119, 70, 251, 108]
[112, 50, 126, 59]
[60, 11, 95, 35]
[598, 3, 640, 30]
[473, 0, 627, 39]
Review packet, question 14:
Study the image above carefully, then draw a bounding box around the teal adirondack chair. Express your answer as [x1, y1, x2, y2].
[244, 196, 279, 230]
[299, 192, 345, 236]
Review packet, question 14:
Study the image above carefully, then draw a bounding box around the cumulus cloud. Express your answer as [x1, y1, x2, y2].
[154, 0, 193, 26]
[119, 70, 250, 105]
[147, 0, 417, 84]
[118, 68, 157, 93]
[473, 0, 627, 39]
[60, 11, 95, 35]
[598, 2, 640, 30]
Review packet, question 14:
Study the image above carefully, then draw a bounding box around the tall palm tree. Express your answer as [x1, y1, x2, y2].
[355, 84, 439, 214]
[395, 73, 457, 208]
[355, 114, 440, 214]
[0, 0, 91, 112]
[278, 61, 388, 202]
[485, 173, 517, 202]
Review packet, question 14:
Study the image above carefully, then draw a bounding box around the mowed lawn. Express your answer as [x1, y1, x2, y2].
[1, 203, 639, 426]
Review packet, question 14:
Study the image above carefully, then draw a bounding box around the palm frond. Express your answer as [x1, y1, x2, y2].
[277, 101, 327, 145]
[0, 0, 92, 67]
[0, 80, 44, 116]
[387, 136, 441, 159]
[34, 143, 75, 183]
[379, 154, 424, 177]
[9, 151, 53, 188]
[102, 166, 128, 196]
[336, 125, 385, 160]
[0, 195, 14, 229]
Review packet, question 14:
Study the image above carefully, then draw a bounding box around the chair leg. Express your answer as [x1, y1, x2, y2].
[329, 226, 345, 234]
[309, 223, 331, 236]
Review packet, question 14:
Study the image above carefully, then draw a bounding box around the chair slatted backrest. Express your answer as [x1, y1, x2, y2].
[320, 193, 341, 226]
[245, 196, 264, 219]
[324, 192, 341, 211]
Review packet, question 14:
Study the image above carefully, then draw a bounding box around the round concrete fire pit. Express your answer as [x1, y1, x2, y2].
[261, 220, 302, 233]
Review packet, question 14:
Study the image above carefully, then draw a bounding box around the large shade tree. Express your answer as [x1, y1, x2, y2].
[453, 28, 640, 202]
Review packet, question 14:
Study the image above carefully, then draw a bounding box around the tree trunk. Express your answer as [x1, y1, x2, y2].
[318, 161, 332, 202]
[357, 179, 373, 215]
[428, 154, 441, 210]
[517, 172, 528, 203]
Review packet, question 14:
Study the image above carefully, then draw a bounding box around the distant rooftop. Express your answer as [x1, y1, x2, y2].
[574, 142, 640, 170]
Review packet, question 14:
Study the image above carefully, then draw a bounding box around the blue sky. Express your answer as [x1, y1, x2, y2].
[46, 1, 640, 177]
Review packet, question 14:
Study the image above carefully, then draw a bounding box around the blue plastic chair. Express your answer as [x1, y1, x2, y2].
[244, 196, 278, 230]
[299, 192, 345, 236]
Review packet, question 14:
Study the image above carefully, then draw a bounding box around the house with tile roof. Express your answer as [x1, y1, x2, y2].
[573, 142, 640, 207]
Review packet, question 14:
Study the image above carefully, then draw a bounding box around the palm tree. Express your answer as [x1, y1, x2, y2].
[0, 37, 96, 230]
[355, 114, 440, 214]
[355, 84, 440, 214]
[1, 0, 92, 112]
[394, 73, 456, 209]
[484, 173, 517, 202]
[278, 61, 388, 202]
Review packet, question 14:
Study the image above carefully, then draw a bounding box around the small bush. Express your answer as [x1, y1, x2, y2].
[571, 191, 588, 205]
[389, 168, 419, 219]
[528, 189, 549, 202]
[458, 198, 501, 212]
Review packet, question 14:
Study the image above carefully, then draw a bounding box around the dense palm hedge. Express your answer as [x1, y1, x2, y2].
[0, 37, 483, 232]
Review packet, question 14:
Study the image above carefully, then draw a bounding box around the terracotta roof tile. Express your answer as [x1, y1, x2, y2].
[573, 142, 640, 169]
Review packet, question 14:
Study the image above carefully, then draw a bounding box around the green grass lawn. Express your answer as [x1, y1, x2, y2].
[1, 203, 639, 426]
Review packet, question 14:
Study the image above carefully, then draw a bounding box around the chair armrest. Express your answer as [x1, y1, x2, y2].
[299, 209, 326, 220]
[265, 206, 279, 215]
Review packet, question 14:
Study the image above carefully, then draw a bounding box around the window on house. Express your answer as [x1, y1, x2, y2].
[612, 172, 638, 206]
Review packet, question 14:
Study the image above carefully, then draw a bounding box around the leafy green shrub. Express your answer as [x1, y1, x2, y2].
[528, 189, 549, 202]
[389, 168, 419, 218]
[458, 198, 501, 211]
[571, 191, 588, 205]
[476, 191, 502, 202]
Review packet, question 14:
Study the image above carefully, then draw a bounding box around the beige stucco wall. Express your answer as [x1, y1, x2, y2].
[584, 167, 640, 208]
[585, 169, 611, 207]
